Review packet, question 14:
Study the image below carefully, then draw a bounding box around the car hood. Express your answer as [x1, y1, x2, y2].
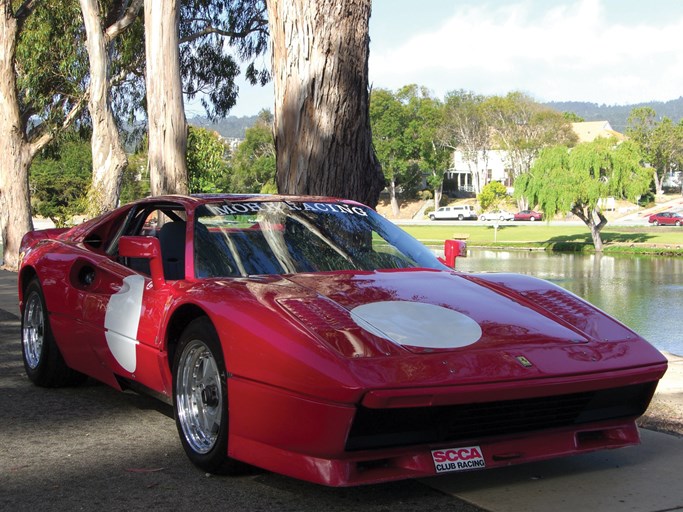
[285, 269, 629, 352]
[195, 269, 666, 402]
[277, 269, 665, 389]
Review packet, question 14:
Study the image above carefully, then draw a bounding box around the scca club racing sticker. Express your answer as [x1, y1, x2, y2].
[431, 446, 486, 473]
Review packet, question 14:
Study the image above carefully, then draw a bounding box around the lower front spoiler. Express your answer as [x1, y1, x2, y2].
[230, 418, 641, 486]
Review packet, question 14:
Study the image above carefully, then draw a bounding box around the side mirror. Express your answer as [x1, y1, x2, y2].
[442, 239, 467, 268]
[119, 236, 165, 288]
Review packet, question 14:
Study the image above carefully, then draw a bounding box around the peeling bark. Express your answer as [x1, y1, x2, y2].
[80, 0, 131, 216]
[144, 0, 188, 196]
[0, 3, 33, 269]
[267, 0, 383, 207]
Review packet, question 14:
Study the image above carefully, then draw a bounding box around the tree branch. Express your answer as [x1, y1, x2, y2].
[27, 93, 88, 158]
[179, 18, 268, 45]
[14, 0, 41, 25]
[105, 0, 143, 42]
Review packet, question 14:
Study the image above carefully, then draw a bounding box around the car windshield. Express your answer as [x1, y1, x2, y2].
[194, 200, 445, 277]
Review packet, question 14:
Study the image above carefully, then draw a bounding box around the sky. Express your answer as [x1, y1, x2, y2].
[185, 0, 683, 118]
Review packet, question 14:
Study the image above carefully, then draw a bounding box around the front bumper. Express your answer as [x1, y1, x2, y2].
[226, 363, 666, 486]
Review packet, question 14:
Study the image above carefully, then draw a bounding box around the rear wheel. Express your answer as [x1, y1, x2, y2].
[173, 317, 240, 474]
[458, 214, 464, 220]
[676, 221, 681, 226]
[22, 279, 84, 387]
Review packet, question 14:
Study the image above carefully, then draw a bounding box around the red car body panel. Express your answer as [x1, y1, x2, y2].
[648, 211, 683, 225]
[18, 194, 667, 486]
[514, 210, 543, 221]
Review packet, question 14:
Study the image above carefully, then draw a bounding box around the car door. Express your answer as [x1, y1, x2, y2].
[68, 203, 186, 392]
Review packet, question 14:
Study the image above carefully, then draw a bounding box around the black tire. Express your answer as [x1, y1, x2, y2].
[479, 215, 486, 221]
[21, 279, 85, 387]
[429, 214, 435, 220]
[530, 216, 536, 221]
[653, 220, 659, 226]
[458, 214, 464, 220]
[676, 221, 681, 226]
[173, 317, 240, 474]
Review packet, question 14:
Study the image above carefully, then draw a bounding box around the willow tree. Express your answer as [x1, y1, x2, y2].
[267, 0, 383, 207]
[515, 138, 651, 251]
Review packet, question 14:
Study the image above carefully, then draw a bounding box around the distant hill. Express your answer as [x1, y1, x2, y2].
[186, 97, 683, 139]
[188, 114, 259, 139]
[546, 97, 683, 133]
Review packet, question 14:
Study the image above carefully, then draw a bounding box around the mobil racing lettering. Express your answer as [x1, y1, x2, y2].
[431, 446, 486, 473]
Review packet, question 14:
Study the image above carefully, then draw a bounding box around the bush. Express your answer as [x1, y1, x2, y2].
[417, 190, 433, 201]
[30, 135, 91, 227]
[477, 182, 508, 211]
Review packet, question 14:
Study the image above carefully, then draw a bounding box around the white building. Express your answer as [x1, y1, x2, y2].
[445, 121, 622, 196]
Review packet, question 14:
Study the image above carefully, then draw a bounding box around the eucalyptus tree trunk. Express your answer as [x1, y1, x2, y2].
[388, 179, 400, 217]
[144, 0, 188, 196]
[267, 0, 383, 207]
[0, 3, 33, 269]
[80, 0, 131, 216]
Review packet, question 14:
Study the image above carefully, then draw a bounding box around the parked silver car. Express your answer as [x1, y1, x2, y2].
[479, 210, 514, 221]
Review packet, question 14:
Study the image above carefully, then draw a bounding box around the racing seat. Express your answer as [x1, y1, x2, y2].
[158, 221, 186, 280]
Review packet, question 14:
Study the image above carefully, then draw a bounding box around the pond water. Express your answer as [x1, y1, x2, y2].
[454, 249, 683, 356]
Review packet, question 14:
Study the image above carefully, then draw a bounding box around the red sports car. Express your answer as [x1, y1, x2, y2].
[648, 211, 683, 226]
[18, 194, 666, 486]
[514, 210, 543, 221]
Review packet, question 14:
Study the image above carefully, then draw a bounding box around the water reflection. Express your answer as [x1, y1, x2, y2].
[456, 249, 683, 355]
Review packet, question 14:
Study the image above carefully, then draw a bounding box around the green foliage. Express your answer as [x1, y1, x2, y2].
[516, 138, 651, 221]
[370, 86, 449, 199]
[563, 111, 584, 122]
[120, 152, 151, 205]
[626, 107, 683, 194]
[30, 134, 92, 227]
[228, 119, 276, 193]
[477, 181, 508, 211]
[180, 0, 269, 121]
[485, 92, 578, 179]
[187, 126, 229, 193]
[16, 0, 88, 132]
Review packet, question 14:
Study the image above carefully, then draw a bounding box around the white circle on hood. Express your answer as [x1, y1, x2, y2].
[350, 300, 482, 349]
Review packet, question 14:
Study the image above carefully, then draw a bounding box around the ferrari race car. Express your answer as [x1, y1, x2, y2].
[19, 194, 667, 486]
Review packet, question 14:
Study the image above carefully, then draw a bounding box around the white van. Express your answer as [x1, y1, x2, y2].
[429, 205, 478, 221]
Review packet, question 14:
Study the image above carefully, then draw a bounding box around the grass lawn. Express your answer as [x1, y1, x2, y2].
[400, 224, 683, 255]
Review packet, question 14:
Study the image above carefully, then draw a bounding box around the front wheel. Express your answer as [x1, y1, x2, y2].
[173, 317, 239, 474]
[479, 215, 486, 221]
[458, 214, 464, 220]
[676, 221, 681, 226]
[653, 220, 659, 226]
[22, 279, 84, 387]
